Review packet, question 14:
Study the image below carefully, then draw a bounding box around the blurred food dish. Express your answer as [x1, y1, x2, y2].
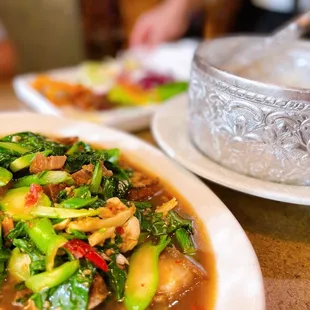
[13, 40, 197, 132]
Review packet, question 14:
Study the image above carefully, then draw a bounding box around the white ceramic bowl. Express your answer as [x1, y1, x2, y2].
[0, 113, 265, 310]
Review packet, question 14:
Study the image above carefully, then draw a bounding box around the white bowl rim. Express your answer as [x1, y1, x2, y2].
[195, 35, 310, 95]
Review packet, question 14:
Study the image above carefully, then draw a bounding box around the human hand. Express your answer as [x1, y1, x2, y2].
[0, 40, 16, 78]
[130, 0, 190, 48]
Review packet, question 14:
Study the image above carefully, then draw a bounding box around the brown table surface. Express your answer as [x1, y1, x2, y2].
[1, 80, 309, 310]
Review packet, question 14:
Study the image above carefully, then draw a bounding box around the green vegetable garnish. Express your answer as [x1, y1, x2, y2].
[0, 141, 31, 155]
[124, 235, 170, 310]
[25, 218, 67, 271]
[90, 162, 102, 194]
[31, 261, 95, 310]
[1, 132, 68, 155]
[31, 206, 100, 219]
[14, 171, 74, 187]
[60, 196, 98, 209]
[8, 248, 31, 282]
[0, 167, 12, 186]
[175, 227, 196, 255]
[25, 260, 80, 293]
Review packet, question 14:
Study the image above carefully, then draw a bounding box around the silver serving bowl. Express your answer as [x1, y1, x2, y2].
[189, 35, 310, 185]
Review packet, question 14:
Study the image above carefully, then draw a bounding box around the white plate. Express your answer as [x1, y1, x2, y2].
[13, 67, 159, 132]
[12, 40, 198, 132]
[152, 95, 310, 205]
[0, 112, 265, 310]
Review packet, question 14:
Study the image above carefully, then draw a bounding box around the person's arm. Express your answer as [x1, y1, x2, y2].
[130, 0, 205, 47]
[0, 39, 16, 78]
[0, 21, 16, 78]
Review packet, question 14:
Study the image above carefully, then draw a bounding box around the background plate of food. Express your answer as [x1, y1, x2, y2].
[13, 40, 197, 132]
[0, 112, 265, 310]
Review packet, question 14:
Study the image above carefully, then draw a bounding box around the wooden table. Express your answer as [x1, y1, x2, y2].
[1, 81, 309, 310]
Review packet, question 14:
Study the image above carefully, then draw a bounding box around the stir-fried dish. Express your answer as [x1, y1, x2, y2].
[0, 132, 215, 310]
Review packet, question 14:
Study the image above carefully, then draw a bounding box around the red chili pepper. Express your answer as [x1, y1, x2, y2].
[25, 184, 43, 207]
[115, 226, 124, 235]
[63, 239, 108, 272]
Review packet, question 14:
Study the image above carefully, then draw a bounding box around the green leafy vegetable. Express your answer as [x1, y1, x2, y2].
[102, 234, 123, 251]
[31, 261, 95, 310]
[25, 260, 80, 293]
[6, 221, 26, 240]
[14, 171, 74, 187]
[102, 177, 117, 200]
[90, 162, 103, 194]
[0, 167, 12, 186]
[65, 148, 120, 173]
[104, 148, 120, 164]
[136, 209, 167, 236]
[8, 248, 31, 282]
[87, 198, 105, 209]
[0, 261, 7, 287]
[1, 132, 68, 155]
[61, 230, 88, 241]
[60, 196, 98, 209]
[58, 186, 95, 209]
[166, 210, 193, 233]
[65, 153, 95, 173]
[31, 206, 100, 219]
[0, 153, 15, 169]
[106, 258, 127, 301]
[57, 189, 68, 202]
[132, 201, 153, 209]
[66, 141, 90, 155]
[104, 162, 132, 198]
[175, 228, 196, 255]
[73, 186, 91, 199]
[135, 208, 193, 238]
[25, 218, 67, 270]
[0, 141, 31, 155]
[0, 221, 10, 287]
[0, 249, 10, 261]
[14, 282, 27, 291]
[13, 239, 45, 274]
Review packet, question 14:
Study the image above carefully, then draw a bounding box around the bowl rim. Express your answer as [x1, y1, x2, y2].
[193, 34, 310, 98]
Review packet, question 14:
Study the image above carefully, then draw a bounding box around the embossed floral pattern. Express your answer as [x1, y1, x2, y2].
[189, 65, 310, 185]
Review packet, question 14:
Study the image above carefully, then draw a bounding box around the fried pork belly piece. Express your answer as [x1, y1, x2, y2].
[29, 153, 66, 174]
